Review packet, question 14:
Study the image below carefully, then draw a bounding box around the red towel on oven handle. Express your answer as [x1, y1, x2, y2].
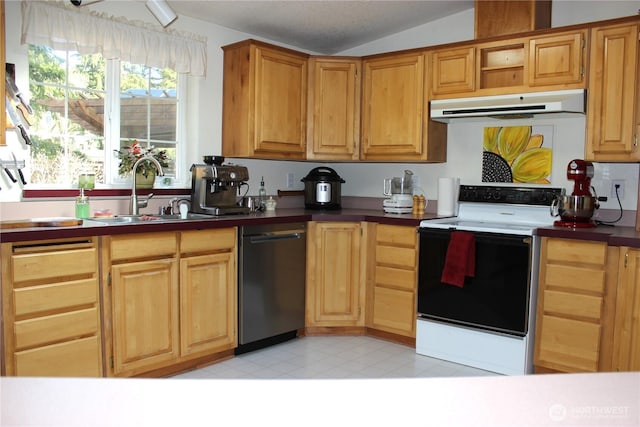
[441, 231, 476, 288]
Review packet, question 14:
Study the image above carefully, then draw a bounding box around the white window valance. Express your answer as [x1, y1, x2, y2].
[21, 0, 207, 77]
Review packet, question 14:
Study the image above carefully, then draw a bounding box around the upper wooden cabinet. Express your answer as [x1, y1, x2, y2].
[528, 30, 587, 88]
[362, 51, 446, 161]
[586, 22, 640, 162]
[431, 29, 587, 99]
[222, 40, 308, 160]
[430, 47, 476, 97]
[474, 0, 551, 39]
[306, 57, 361, 161]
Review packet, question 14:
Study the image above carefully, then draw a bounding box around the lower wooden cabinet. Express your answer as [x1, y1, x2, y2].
[306, 221, 365, 327]
[1, 237, 103, 377]
[534, 237, 619, 373]
[613, 247, 640, 371]
[105, 229, 237, 377]
[368, 224, 418, 339]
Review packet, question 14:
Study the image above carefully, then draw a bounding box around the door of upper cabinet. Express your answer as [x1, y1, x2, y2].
[529, 30, 587, 88]
[253, 45, 307, 157]
[586, 23, 640, 161]
[362, 52, 441, 161]
[306, 57, 361, 160]
[430, 46, 476, 98]
[222, 40, 308, 160]
[111, 259, 179, 375]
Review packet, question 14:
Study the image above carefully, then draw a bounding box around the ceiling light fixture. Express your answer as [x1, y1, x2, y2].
[145, 0, 178, 27]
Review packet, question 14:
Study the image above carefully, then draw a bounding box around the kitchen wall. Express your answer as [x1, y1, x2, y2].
[1, 1, 639, 223]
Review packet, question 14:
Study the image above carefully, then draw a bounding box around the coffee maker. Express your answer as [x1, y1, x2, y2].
[551, 159, 599, 228]
[383, 170, 414, 214]
[190, 162, 250, 216]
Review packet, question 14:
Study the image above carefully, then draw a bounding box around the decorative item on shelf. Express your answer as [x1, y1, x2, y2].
[115, 140, 169, 189]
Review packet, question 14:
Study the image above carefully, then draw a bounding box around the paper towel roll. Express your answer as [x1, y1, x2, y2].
[437, 177, 459, 216]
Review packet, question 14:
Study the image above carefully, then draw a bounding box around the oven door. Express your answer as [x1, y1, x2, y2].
[417, 228, 532, 336]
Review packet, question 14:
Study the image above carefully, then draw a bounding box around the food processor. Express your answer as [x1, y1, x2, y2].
[551, 159, 599, 228]
[383, 170, 414, 214]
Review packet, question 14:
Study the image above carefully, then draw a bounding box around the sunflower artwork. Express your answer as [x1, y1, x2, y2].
[482, 125, 553, 184]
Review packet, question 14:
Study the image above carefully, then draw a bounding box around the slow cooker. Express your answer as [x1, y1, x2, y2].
[301, 167, 345, 210]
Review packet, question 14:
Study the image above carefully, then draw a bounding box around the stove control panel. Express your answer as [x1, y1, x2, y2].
[459, 185, 563, 206]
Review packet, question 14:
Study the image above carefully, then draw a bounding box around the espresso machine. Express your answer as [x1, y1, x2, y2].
[383, 170, 414, 214]
[190, 162, 250, 216]
[551, 159, 599, 228]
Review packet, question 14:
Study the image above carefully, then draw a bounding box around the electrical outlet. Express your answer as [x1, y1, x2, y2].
[611, 179, 625, 199]
[286, 173, 294, 189]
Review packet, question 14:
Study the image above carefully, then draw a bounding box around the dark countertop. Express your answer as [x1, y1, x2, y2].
[5, 208, 640, 247]
[536, 223, 640, 248]
[0, 208, 441, 243]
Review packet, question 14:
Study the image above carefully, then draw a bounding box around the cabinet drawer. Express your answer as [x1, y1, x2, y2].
[376, 225, 416, 246]
[545, 239, 607, 265]
[11, 248, 97, 283]
[14, 336, 102, 377]
[544, 264, 606, 294]
[372, 287, 415, 335]
[110, 233, 177, 261]
[180, 228, 236, 254]
[375, 265, 415, 291]
[542, 290, 603, 320]
[14, 307, 98, 349]
[537, 315, 601, 372]
[14, 279, 98, 316]
[376, 245, 416, 269]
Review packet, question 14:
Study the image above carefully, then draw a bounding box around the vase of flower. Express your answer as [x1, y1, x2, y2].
[115, 140, 169, 187]
[135, 170, 156, 189]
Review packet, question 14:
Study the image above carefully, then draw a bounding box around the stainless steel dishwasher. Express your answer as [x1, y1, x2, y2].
[236, 222, 306, 354]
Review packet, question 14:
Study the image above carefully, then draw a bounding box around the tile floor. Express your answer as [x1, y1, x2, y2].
[171, 335, 497, 380]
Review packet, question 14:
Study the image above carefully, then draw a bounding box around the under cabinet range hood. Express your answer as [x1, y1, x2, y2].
[430, 89, 586, 122]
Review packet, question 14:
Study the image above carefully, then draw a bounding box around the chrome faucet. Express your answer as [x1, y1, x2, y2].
[130, 155, 165, 215]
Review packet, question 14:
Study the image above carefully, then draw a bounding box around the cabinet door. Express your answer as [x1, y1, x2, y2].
[307, 57, 361, 160]
[586, 23, 640, 161]
[529, 30, 586, 87]
[253, 45, 307, 157]
[180, 252, 236, 356]
[362, 52, 437, 161]
[306, 222, 363, 326]
[111, 259, 179, 375]
[430, 47, 476, 98]
[613, 248, 640, 371]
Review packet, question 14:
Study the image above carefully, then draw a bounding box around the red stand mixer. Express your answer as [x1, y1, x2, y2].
[551, 159, 599, 228]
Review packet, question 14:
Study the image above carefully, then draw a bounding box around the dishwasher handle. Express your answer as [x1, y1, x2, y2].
[246, 229, 305, 244]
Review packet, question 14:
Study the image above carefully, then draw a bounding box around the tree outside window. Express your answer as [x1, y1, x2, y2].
[27, 45, 178, 187]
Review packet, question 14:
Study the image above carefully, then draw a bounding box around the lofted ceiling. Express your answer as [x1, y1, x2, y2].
[167, 0, 475, 54]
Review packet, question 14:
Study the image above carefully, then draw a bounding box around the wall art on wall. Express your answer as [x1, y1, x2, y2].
[482, 125, 554, 184]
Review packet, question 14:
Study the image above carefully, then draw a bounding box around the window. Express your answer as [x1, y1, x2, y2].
[27, 45, 181, 188]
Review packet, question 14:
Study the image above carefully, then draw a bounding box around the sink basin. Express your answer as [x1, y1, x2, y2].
[86, 213, 213, 225]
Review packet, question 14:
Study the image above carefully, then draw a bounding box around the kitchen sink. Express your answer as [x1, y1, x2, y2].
[85, 213, 213, 225]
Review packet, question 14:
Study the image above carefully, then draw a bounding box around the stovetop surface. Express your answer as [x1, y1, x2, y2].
[421, 185, 563, 235]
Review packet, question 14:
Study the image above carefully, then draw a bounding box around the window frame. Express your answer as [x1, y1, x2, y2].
[26, 47, 187, 190]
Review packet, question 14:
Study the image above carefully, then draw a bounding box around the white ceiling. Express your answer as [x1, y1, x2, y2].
[167, 1, 475, 54]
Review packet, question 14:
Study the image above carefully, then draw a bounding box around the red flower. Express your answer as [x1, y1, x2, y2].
[131, 141, 142, 155]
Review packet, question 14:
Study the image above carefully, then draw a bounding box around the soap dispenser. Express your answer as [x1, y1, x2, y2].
[75, 188, 90, 219]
